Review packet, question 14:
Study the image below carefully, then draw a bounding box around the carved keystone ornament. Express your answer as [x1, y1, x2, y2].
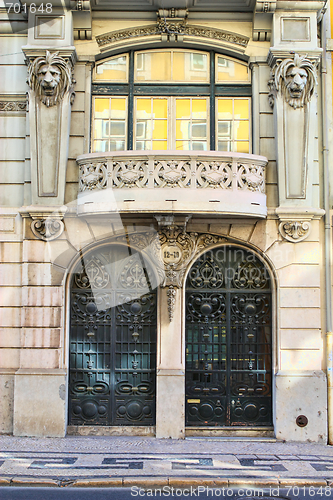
[114, 226, 227, 321]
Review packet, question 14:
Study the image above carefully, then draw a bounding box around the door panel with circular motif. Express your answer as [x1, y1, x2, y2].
[185, 246, 272, 427]
[68, 246, 157, 426]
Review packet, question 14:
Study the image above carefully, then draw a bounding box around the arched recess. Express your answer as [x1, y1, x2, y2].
[185, 244, 273, 428]
[67, 242, 158, 427]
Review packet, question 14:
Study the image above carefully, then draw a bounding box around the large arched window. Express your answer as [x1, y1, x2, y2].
[92, 50, 251, 153]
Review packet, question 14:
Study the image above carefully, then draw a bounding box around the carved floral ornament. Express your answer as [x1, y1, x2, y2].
[268, 53, 318, 109]
[27, 51, 76, 107]
[278, 220, 311, 242]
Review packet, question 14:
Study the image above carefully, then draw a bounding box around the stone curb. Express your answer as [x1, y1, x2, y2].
[0, 477, 331, 488]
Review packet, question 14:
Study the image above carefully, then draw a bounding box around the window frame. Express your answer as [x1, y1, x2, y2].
[91, 49, 251, 153]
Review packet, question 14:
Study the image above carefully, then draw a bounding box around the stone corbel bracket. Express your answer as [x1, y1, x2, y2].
[276, 207, 324, 243]
[20, 206, 67, 241]
[267, 50, 321, 109]
[253, 0, 276, 42]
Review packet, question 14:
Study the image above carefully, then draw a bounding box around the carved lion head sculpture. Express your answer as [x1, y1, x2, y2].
[274, 53, 317, 109]
[28, 51, 74, 107]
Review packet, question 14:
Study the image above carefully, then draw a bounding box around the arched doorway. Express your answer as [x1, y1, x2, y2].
[68, 244, 157, 426]
[185, 245, 272, 427]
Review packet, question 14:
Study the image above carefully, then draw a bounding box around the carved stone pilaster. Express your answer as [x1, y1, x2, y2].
[23, 47, 76, 206]
[267, 50, 320, 208]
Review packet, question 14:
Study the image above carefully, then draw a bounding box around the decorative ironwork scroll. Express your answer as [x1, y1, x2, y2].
[69, 245, 157, 427]
[185, 246, 272, 427]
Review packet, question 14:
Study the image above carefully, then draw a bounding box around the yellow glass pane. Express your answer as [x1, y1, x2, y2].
[136, 99, 151, 118]
[234, 99, 249, 119]
[234, 121, 249, 141]
[176, 120, 190, 140]
[173, 52, 185, 81]
[152, 120, 167, 140]
[192, 99, 207, 119]
[93, 120, 103, 139]
[94, 98, 110, 118]
[176, 140, 190, 150]
[176, 99, 191, 119]
[136, 52, 171, 81]
[235, 141, 250, 153]
[152, 141, 167, 150]
[153, 99, 168, 119]
[217, 99, 233, 120]
[95, 55, 127, 82]
[93, 140, 107, 152]
[110, 98, 126, 119]
[188, 53, 208, 81]
[217, 141, 231, 152]
[217, 57, 249, 82]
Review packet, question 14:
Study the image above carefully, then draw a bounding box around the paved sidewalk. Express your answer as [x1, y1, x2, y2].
[1, 435, 333, 488]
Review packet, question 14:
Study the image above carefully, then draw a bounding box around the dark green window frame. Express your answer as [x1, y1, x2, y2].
[92, 50, 252, 151]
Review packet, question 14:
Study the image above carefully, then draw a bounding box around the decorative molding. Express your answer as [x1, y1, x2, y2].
[27, 50, 76, 107]
[113, 160, 148, 188]
[31, 218, 65, 241]
[79, 162, 108, 191]
[167, 285, 176, 322]
[278, 221, 311, 242]
[96, 23, 249, 49]
[0, 100, 27, 112]
[253, 0, 276, 42]
[77, 153, 267, 194]
[268, 52, 318, 109]
[115, 226, 227, 288]
[20, 206, 67, 241]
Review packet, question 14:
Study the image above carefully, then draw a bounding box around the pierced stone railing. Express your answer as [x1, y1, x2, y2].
[76, 151, 268, 218]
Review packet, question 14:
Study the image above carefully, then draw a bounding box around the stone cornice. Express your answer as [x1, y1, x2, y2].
[267, 48, 322, 68]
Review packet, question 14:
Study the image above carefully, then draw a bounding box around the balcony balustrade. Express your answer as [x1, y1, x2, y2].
[76, 151, 268, 218]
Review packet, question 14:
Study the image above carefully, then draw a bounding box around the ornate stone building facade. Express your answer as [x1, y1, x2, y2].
[0, 0, 332, 442]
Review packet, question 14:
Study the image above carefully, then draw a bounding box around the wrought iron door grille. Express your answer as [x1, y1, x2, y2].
[185, 246, 272, 427]
[69, 246, 157, 426]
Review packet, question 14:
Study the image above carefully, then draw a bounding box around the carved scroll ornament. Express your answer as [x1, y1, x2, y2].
[115, 227, 226, 290]
[278, 221, 311, 242]
[27, 50, 75, 107]
[268, 53, 317, 109]
[31, 217, 65, 241]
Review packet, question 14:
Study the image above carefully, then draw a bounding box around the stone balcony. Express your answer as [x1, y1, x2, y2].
[76, 151, 268, 218]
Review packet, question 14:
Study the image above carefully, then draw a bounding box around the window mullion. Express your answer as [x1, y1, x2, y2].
[128, 51, 134, 150]
[210, 50, 215, 151]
